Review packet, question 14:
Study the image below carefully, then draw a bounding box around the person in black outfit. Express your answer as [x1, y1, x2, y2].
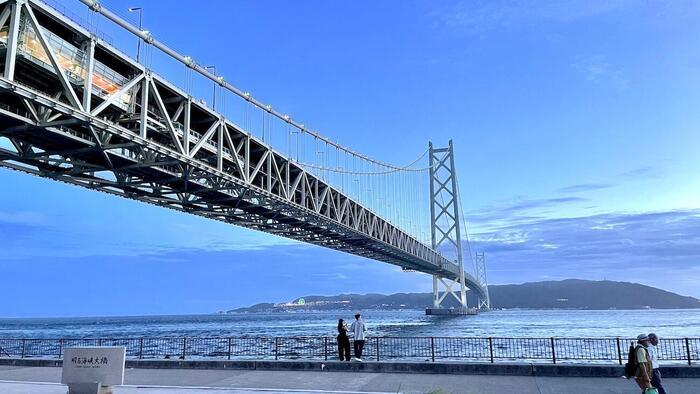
[336, 319, 351, 361]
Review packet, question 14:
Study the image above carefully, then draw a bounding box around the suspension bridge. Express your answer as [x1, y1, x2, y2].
[0, 0, 489, 312]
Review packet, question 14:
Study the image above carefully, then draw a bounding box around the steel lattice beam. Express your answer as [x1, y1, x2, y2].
[0, 0, 489, 302]
[429, 140, 490, 309]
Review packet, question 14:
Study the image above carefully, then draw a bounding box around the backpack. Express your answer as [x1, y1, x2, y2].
[624, 343, 641, 379]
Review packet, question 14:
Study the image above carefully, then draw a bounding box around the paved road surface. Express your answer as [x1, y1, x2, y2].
[1, 365, 697, 393]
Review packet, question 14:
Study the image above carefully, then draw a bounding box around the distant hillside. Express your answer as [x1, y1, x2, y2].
[229, 279, 700, 313]
[490, 279, 699, 309]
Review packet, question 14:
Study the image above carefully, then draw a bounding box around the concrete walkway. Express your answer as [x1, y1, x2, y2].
[1, 365, 698, 393]
[0, 380, 392, 394]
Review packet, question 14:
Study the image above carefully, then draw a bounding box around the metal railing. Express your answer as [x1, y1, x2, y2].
[0, 336, 697, 365]
[37, 0, 115, 45]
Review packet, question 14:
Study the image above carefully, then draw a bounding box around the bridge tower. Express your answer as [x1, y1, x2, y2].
[475, 252, 490, 309]
[426, 140, 489, 314]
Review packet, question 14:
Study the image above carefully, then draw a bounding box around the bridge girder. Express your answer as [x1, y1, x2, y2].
[0, 0, 489, 302]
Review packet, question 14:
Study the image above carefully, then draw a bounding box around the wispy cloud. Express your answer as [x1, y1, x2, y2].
[0, 215, 299, 262]
[469, 209, 700, 296]
[572, 54, 629, 89]
[557, 183, 613, 193]
[0, 211, 46, 226]
[500, 197, 588, 213]
[619, 166, 663, 180]
[0, 210, 58, 246]
[434, 0, 634, 36]
[0, 244, 432, 316]
[466, 196, 588, 225]
[554, 165, 664, 197]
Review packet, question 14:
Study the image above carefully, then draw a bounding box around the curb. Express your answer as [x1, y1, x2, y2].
[1, 358, 698, 378]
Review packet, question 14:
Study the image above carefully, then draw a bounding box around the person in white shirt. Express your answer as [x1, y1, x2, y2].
[648, 333, 666, 394]
[349, 313, 367, 361]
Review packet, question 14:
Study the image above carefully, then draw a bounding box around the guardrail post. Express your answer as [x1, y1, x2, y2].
[20, 334, 692, 365]
[98, 339, 103, 346]
[550, 337, 556, 364]
[376, 338, 380, 362]
[274, 337, 279, 360]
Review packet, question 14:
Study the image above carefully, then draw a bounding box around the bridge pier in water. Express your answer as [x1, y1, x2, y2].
[425, 307, 479, 315]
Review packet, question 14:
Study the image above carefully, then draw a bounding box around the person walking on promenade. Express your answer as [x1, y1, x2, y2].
[648, 333, 666, 394]
[349, 313, 367, 361]
[336, 319, 351, 361]
[633, 334, 655, 393]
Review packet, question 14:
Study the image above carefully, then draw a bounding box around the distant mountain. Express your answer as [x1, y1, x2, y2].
[228, 279, 700, 313]
[490, 279, 699, 309]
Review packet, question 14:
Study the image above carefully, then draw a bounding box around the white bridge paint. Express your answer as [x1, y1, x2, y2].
[0, 0, 489, 308]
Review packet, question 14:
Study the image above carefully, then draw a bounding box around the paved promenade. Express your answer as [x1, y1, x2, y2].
[1, 365, 700, 394]
[0, 380, 392, 394]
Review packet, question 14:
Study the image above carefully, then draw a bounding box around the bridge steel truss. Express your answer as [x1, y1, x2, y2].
[428, 141, 490, 310]
[475, 253, 490, 310]
[0, 0, 488, 303]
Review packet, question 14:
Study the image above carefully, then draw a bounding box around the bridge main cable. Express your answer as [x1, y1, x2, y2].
[78, 0, 408, 171]
[0, 0, 489, 307]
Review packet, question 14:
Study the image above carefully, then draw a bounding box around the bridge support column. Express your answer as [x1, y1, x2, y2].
[428, 275, 475, 315]
[475, 253, 491, 309]
[2, 0, 23, 81]
[432, 275, 438, 308]
[426, 140, 487, 315]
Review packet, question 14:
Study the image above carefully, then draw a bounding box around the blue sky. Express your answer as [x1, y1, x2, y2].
[2, 0, 700, 316]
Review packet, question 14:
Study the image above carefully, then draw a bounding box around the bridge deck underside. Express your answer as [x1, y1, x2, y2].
[0, 0, 488, 301]
[0, 106, 437, 274]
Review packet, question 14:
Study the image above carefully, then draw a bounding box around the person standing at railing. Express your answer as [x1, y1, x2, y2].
[337, 319, 351, 361]
[647, 333, 666, 394]
[349, 313, 367, 362]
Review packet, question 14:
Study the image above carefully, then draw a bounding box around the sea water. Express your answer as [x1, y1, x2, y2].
[1, 309, 699, 339]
